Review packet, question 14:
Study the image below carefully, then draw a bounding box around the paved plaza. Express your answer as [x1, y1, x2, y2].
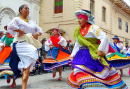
[0, 68, 130, 89]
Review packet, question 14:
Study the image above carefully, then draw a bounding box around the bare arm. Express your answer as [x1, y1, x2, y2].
[33, 33, 42, 39]
[13, 29, 24, 37]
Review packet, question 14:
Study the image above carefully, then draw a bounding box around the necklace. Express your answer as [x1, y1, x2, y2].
[80, 23, 90, 36]
[20, 16, 29, 23]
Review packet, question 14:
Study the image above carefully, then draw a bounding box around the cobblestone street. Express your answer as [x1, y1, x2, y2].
[0, 68, 130, 89]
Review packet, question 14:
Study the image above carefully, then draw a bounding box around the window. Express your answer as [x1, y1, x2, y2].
[125, 38, 129, 47]
[126, 22, 128, 33]
[102, 7, 106, 22]
[54, 0, 63, 14]
[118, 18, 122, 30]
[90, 0, 94, 15]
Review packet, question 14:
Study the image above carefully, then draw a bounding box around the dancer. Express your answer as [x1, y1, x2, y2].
[0, 26, 16, 88]
[43, 28, 70, 81]
[67, 9, 128, 89]
[7, 4, 43, 89]
[127, 45, 130, 56]
[107, 36, 130, 77]
[127, 46, 130, 75]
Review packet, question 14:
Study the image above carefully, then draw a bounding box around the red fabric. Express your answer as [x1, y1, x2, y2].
[108, 44, 115, 53]
[69, 40, 72, 42]
[7, 33, 13, 38]
[0, 47, 12, 64]
[80, 23, 90, 36]
[50, 36, 60, 47]
[98, 40, 115, 53]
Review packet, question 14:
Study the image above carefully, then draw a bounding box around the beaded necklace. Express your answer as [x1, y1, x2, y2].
[80, 23, 90, 36]
[20, 16, 29, 23]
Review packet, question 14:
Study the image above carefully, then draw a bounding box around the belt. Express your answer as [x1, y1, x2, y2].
[15, 41, 26, 43]
[79, 46, 88, 49]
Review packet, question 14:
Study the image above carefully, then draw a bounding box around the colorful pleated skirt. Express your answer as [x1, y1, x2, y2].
[67, 71, 127, 89]
[67, 47, 128, 89]
[0, 47, 13, 77]
[43, 47, 71, 70]
[0, 47, 12, 64]
[107, 52, 130, 70]
[0, 56, 13, 77]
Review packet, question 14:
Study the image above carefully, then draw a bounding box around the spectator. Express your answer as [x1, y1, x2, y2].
[30, 59, 42, 75]
[40, 38, 47, 59]
[39, 38, 48, 72]
[30, 67, 36, 76]
[68, 40, 74, 53]
[0, 31, 4, 39]
[66, 40, 69, 50]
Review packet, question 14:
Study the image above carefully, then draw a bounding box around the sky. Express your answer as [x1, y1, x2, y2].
[124, 0, 130, 6]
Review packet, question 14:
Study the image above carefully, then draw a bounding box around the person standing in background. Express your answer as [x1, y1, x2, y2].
[0, 31, 4, 39]
[68, 40, 74, 53]
[40, 38, 47, 60]
[40, 38, 47, 72]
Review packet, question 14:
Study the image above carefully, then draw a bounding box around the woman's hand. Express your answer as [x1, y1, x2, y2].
[33, 33, 38, 39]
[43, 54, 47, 58]
[70, 57, 73, 61]
[120, 50, 123, 54]
[14, 29, 24, 37]
[18, 30, 24, 37]
[1, 45, 4, 49]
[0, 62, 2, 65]
[50, 45, 53, 49]
[33, 33, 42, 39]
[5, 44, 8, 47]
[58, 44, 61, 47]
[97, 50, 104, 57]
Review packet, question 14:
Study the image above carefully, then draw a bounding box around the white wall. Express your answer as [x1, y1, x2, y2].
[0, 0, 41, 33]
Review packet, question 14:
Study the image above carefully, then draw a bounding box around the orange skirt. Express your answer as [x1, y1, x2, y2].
[43, 50, 71, 70]
[0, 47, 12, 64]
[43, 50, 70, 63]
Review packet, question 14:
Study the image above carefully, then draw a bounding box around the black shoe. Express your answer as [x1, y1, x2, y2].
[38, 72, 42, 75]
[30, 74, 34, 76]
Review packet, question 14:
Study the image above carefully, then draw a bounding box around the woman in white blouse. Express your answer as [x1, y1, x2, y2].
[7, 4, 43, 89]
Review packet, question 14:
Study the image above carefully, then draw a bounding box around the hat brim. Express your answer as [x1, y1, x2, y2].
[112, 37, 119, 40]
[75, 10, 90, 18]
[52, 28, 59, 31]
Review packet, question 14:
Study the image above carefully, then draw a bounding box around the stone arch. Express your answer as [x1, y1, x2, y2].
[0, 7, 16, 32]
[0, 7, 16, 25]
[0, 7, 16, 20]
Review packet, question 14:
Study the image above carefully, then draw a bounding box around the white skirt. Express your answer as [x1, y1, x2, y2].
[16, 42, 38, 73]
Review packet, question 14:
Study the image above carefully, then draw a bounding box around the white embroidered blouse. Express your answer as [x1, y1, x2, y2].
[7, 17, 43, 37]
[45, 36, 67, 51]
[115, 43, 127, 54]
[71, 25, 109, 57]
